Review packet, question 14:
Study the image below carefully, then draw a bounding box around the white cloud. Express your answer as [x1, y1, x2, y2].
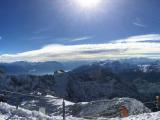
[1, 34, 160, 62]
[70, 36, 92, 42]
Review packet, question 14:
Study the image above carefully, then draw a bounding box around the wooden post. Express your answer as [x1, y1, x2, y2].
[119, 106, 129, 118]
[15, 87, 18, 110]
[62, 99, 65, 120]
[16, 102, 18, 110]
[156, 96, 160, 110]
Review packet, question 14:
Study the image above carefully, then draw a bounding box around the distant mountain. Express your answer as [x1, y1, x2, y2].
[0, 61, 64, 75]
[0, 61, 92, 75]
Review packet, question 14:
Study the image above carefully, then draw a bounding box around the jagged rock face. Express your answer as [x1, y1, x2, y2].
[54, 72, 70, 98]
[54, 65, 139, 102]
[68, 98, 151, 118]
[68, 65, 138, 102]
[0, 75, 55, 95]
[0, 74, 56, 107]
[67, 78, 138, 102]
[133, 79, 160, 95]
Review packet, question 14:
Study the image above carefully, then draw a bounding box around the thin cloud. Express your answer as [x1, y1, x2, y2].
[70, 36, 93, 42]
[80, 49, 126, 54]
[1, 34, 160, 62]
[34, 27, 52, 34]
[0, 36, 2, 40]
[133, 22, 146, 28]
[29, 36, 51, 41]
[116, 34, 160, 43]
[133, 17, 146, 28]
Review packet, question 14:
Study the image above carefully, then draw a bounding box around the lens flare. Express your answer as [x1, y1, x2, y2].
[75, 0, 102, 9]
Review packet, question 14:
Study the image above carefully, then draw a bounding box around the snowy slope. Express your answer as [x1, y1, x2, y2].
[67, 97, 150, 118]
[0, 102, 53, 120]
[20, 94, 74, 116]
[0, 102, 86, 120]
[0, 102, 159, 120]
[121, 112, 160, 120]
[106, 111, 160, 120]
[20, 96, 150, 118]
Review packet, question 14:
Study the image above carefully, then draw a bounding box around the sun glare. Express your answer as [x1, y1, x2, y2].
[75, 0, 102, 9]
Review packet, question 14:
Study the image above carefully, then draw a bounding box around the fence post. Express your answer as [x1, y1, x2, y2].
[156, 96, 160, 110]
[62, 99, 65, 120]
[15, 87, 18, 110]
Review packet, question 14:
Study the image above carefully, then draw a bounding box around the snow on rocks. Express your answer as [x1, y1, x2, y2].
[68, 97, 151, 118]
[98, 111, 160, 120]
[0, 102, 52, 120]
[0, 101, 159, 120]
[0, 102, 86, 120]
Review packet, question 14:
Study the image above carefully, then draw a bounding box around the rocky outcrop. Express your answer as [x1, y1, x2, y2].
[54, 64, 139, 102]
[0, 69, 5, 78]
[68, 98, 151, 118]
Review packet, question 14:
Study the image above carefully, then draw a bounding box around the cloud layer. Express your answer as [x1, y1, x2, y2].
[1, 34, 160, 62]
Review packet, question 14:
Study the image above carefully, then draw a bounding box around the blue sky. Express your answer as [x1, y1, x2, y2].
[0, 0, 160, 62]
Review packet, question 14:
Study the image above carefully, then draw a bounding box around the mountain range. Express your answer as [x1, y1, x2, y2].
[0, 61, 91, 75]
[0, 58, 160, 112]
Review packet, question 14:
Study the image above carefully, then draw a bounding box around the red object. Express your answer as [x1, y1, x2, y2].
[119, 106, 129, 118]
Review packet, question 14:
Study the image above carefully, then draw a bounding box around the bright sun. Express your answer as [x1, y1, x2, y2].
[75, 0, 102, 9]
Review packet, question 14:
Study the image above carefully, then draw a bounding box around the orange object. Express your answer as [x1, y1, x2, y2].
[119, 106, 129, 118]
